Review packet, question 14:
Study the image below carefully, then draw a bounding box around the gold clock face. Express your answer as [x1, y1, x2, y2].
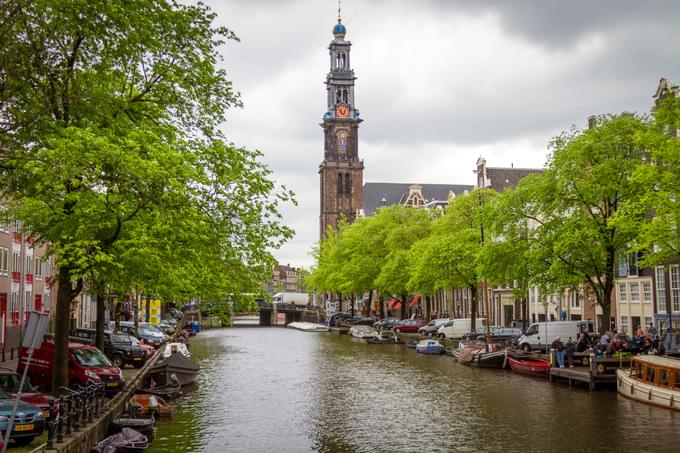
[335, 104, 349, 118]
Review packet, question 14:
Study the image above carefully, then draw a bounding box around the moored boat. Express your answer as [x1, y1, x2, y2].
[349, 325, 379, 338]
[457, 342, 507, 368]
[90, 427, 149, 453]
[287, 322, 330, 332]
[367, 331, 403, 344]
[617, 355, 680, 410]
[129, 394, 173, 419]
[508, 354, 550, 376]
[415, 339, 446, 355]
[149, 351, 200, 387]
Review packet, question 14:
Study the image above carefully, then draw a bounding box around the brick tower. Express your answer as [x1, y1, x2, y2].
[319, 15, 364, 239]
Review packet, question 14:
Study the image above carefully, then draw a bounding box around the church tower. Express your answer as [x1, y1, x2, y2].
[319, 14, 364, 239]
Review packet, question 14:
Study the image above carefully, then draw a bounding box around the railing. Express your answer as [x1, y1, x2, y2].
[45, 382, 106, 448]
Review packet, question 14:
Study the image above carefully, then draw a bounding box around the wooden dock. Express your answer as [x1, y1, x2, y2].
[548, 352, 629, 390]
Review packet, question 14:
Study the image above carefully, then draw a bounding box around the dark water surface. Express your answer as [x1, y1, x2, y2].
[147, 327, 680, 453]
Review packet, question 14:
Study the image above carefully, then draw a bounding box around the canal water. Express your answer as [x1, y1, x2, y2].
[148, 327, 680, 452]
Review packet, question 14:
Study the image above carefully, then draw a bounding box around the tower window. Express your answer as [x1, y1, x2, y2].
[336, 89, 342, 104]
[342, 89, 348, 103]
[345, 173, 351, 196]
[337, 173, 343, 195]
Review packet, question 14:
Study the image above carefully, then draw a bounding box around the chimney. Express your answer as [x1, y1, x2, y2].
[587, 115, 596, 129]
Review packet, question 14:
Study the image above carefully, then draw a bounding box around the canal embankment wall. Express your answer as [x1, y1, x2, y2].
[41, 328, 177, 453]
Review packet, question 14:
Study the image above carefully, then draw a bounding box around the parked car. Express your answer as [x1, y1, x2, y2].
[166, 307, 184, 320]
[71, 328, 149, 368]
[129, 335, 156, 357]
[517, 320, 594, 352]
[349, 316, 376, 326]
[472, 327, 523, 345]
[0, 367, 54, 419]
[373, 317, 399, 330]
[0, 390, 46, 446]
[113, 321, 165, 348]
[418, 318, 452, 336]
[393, 319, 427, 333]
[461, 326, 498, 341]
[327, 312, 352, 327]
[17, 337, 125, 395]
[438, 318, 487, 340]
[349, 325, 379, 339]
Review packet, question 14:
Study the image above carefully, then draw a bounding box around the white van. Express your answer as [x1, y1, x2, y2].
[516, 320, 594, 352]
[437, 318, 487, 340]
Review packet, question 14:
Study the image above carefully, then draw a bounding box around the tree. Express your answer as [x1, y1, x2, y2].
[505, 114, 650, 331]
[409, 190, 494, 331]
[0, 0, 292, 392]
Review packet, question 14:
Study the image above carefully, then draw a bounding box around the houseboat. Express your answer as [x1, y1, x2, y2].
[617, 355, 680, 410]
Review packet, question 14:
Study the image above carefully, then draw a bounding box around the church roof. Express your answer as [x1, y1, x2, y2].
[363, 182, 474, 216]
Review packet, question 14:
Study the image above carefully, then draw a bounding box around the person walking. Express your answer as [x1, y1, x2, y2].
[552, 336, 565, 368]
[565, 337, 575, 368]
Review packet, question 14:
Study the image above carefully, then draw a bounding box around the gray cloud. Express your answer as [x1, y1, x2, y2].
[204, 0, 680, 267]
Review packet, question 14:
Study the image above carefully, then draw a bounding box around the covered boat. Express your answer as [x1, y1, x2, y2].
[149, 351, 200, 387]
[415, 339, 446, 355]
[90, 427, 149, 453]
[366, 331, 403, 344]
[287, 322, 330, 332]
[508, 354, 551, 376]
[349, 325, 379, 339]
[110, 412, 155, 442]
[617, 355, 680, 410]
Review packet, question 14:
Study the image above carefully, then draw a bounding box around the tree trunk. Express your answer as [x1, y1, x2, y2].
[378, 294, 384, 318]
[426, 295, 431, 320]
[95, 293, 106, 351]
[114, 299, 122, 331]
[367, 290, 373, 317]
[53, 267, 73, 394]
[470, 285, 478, 331]
[400, 294, 407, 319]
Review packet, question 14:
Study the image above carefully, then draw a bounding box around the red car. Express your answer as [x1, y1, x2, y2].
[393, 319, 427, 333]
[0, 367, 54, 419]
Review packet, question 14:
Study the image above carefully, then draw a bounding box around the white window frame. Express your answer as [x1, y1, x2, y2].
[25, 255, 32, 275]
[656, 266, 667, 313]
[643, 282, 652, 304]
[11, 252, 19, 273]
[0, 248, 8, 275]
[644, 316, 653, 328]
[618, 283, 627, 304]
[630, 283, 639, 303]
[620, 316, 629, 334]
[671, 265, 680, 312]
[34, 257, 42, 278]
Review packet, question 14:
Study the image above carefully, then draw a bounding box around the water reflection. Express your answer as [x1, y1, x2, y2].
[147, 328, 680, 453]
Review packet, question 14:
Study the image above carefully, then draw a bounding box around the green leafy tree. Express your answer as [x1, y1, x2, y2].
[505, 114, 650, 331]
[0, 0, 292, 392]
[409, 190, 494, 331]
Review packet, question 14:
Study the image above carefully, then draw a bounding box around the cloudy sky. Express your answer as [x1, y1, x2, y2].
[205, 0, 680, 268]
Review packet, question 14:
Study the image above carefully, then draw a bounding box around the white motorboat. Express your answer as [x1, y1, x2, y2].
[161, 342, 191, 359]
[617, 355, 680, 411]
[287, 322, 330, 332]
[349, 325, 379, 338]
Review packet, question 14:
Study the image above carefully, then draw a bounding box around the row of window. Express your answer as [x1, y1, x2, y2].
[655, 265, 680, 312]
[617, 281, 653, 304]
[0, 247, 52, 278]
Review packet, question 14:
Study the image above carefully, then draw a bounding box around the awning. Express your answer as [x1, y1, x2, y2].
[387, 299, 398, 309]
[408, 294, 421, 308]
[393, 303, 402, 311]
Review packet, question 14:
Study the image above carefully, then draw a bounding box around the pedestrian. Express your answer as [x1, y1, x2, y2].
[552, 336, 565, 368]
[600, 331, 610, 355]
[565, 337, 575, 368]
